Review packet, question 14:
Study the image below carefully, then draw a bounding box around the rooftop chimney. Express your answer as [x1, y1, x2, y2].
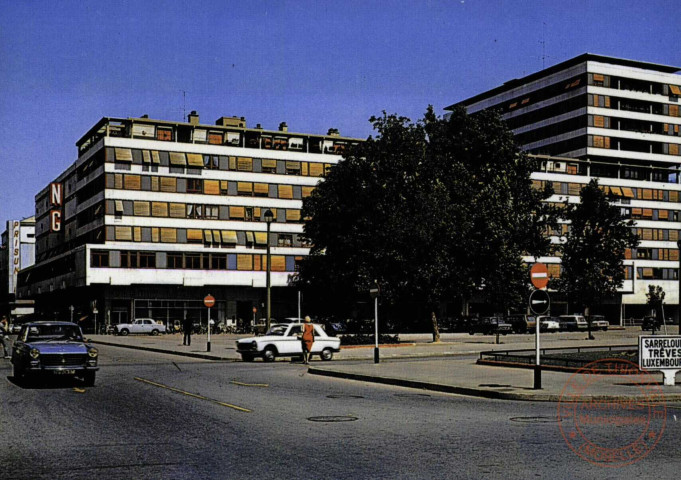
[188, 110, 199, 125]
[279, 122, 288, 132]
[140, 114, 149, 119]
[327, 128, 340, 137]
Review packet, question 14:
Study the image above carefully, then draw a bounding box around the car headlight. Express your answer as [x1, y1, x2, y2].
[252, 341, 257, 347]
[88, 347, 99, 358]
[29, 348, 40, 359]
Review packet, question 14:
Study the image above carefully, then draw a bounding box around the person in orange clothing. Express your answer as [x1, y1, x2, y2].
[301, 316, 315, 364]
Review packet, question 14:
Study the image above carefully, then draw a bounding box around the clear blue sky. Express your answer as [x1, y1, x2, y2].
[1, 0, 679, 229]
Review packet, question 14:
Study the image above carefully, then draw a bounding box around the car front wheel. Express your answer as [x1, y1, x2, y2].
[119, 329, 129, 336]
[151, 329, 159, 336]
[262, 347, 277, 363]
[320, 348, 334, 361]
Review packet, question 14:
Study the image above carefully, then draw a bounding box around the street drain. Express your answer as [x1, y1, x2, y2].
[327, 394, 364, 399]
[394, 393, 431, 398]
[510, 416, 559, 424]
[307, 416, 358, 423]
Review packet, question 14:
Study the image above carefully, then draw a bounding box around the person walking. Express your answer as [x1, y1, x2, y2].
[182, 317, 193, 346]
[301, 316, 315, 364]
[0, 316, 11, 359]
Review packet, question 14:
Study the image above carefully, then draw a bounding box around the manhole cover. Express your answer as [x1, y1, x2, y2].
[327, 394, 364, 399]
[510, 416, 558, 424]
[394, 393, 431, 398]
[307, 416, 358, 423]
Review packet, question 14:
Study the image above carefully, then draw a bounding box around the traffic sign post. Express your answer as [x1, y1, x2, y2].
[529, 263, 550, 390]
[370, 285, 380, 364]
[204, 294, 215, 352]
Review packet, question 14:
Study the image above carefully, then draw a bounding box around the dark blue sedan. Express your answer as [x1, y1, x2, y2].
[11, 322, 99, 386]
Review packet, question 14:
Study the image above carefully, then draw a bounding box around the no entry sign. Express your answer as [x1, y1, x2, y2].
[204, 294, 215, 308]
[530, 263, 549, 289]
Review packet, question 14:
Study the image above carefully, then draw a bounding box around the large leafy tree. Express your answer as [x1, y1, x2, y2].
[297, 106, 554, 337]
[554, 179, 639, 337]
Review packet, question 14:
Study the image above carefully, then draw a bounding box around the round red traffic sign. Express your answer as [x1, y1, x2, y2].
[530, 263, 549, 289]
[204, 294, 215, 308]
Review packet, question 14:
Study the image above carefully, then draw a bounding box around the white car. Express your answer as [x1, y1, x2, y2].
[589, 315, 610, 331]
[537, 316, 561, 333]
[236, 323, 341, 362]
[114, 318, 166, 336]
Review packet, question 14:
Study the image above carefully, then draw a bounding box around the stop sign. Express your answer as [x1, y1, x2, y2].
[204, 294, 215, 308]
[530, 263, 549, 289]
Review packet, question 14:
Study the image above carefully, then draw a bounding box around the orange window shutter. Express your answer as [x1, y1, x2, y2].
[593, 136, 604, 148]
[670, 105, 679, 117]
[237, 255, 252, 271]
[169, 203, 185, 218]
[230, 206, 245, 219]
[204, 180, 220, 195]
[604, 137, 611, 149]
[594, 116, 605, 128]
[642, 209, 653, 218]
[271, 256, 286, 272]
[670, 143, 680, 156]
[671, 249, 680, 261]
[670, 85, 681, 96]
[253, 255, 262, 271]
[593, 73, 604, 82]
[642, 189, 653, 200]
[632, 208, 642, 216]
[624, 249, 632, 260]
[278, 185, 293, 199]
[659, 210, 669, 219]
[160, 228, 177, 243]
[124, 175, 141, 190]
[670, 191, 679, 202]
[187, 230, 203, 242]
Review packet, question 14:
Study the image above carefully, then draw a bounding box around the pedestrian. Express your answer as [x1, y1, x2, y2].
[0, 316, 11, 359]
[182, 317, 193, 346]
[301, 315, 315, 364]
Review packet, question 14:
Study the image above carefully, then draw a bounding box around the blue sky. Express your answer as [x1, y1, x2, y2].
[1, 0, 679, 229]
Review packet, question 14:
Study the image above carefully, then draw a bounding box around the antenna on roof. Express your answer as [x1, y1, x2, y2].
[539, 22, 549, 69]
[181, 90, 187, 121]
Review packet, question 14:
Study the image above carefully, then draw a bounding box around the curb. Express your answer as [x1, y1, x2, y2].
[307, 367, 681, 403]
[89, 340, 236, 361]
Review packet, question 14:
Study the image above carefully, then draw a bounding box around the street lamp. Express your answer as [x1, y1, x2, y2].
[264, 209, 274, 332]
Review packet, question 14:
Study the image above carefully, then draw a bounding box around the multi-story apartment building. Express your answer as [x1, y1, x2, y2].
[448, 53, 681, 322]
[16, 112, 358, 330]
[0, 217, 36, 319]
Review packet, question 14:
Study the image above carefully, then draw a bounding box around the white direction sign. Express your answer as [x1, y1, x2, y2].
[528, 289, 550, 315]
[639, 335, 681, 386]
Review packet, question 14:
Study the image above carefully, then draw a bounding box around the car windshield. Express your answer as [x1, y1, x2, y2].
[26, 325, 83, 342]
[266, 326, 287, 336]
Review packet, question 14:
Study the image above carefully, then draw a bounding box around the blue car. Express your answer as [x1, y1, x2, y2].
[11, 321, 99, 386]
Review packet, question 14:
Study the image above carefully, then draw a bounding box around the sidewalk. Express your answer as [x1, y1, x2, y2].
[87, 327, 681, 402]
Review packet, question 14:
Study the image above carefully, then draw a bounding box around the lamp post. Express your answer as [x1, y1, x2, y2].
[264, 209, 274, 332]
[370, 282, 380, 364]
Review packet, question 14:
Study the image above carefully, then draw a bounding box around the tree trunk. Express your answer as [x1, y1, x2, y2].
[431, 311, 441, 343]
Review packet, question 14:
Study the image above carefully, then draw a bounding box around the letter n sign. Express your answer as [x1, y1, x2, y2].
[49, 183, 63, 232]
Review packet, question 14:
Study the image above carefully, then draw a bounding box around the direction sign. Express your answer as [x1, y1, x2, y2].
[529, 289, 550, 315]
[530, 263, 549, 289]
[204, 294, 215, 308]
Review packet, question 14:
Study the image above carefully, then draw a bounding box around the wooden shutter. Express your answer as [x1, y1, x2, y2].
[160, 228, 177, 243]
[124, 175, 141, 190]
[169, 152, 186, 165]
[309, 163, 324, 176]
[237, 157, 253, 171]
[237, 254, 252, 270]
[271, 256, 286, 271]
[670, 191, 679, 202]
[150, 176, 159, 191]
[151, 228, 159, 242]
[594, 116, 605, 128]
[278, 185, 293, 199]
[670, 143, 680, 156]
[114, 174, 123, 189]
[115, 148, 133, 162]
[659, 210, 669, 220]
[302, 186, 314, 198]
[115, 226, 132, 241]
[593, 73, 604, 82]
[642, 189, 653, 200]
[262, 159, 277, 169]
[204, 180, 220, 195]
[230, 206, 245, 219]
[254, 183, 269, 196]
[254, 232, 268, 245]
[187, 229, 203, 242]
[169, 203, 185, 218]
[133, 227, 142, 242]
[203, 230, 213, 242]
[670, 85, 681, 96]
[237, 182, 253, 194]
[208, 132, 222, 145]
[221, 231, 238, 244]
[301, 162, 309, 176]
[286, 209, 301, 221]
[152, 202, 168, 217]
[187, 153, 203, 166]
[160, 177, 176, 192]
[285, 161, 301, 171]
[133, 201, 150, 216]
[142, 150, 151, 163]
[151, 151, 161, 164]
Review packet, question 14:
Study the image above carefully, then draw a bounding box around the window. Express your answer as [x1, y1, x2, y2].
[185, 254, 202, 269]
[205, 205, 219, 219]
[187, 178, 202, 194]
[91, 251, 109, 267]
[168, 253, 183, 269]
[285, 161, 301, 174]
[286, 209, 301, 222]
[229, 206, 245, 219]
[115, 148, 133, 162]
[152, 202, 168, 217]
[133, 201, 150, 216]
[157, 128, 172, 141]
[187, 153, 203, 167]
[302, 186, 315, 198]
[121, 251, 138, 268]
[203, 155, 219, 169]
[221, 230, 238, 246]
[114, 200, 124, 217]
[169, 152, 186, 166]
[169, 203, 185, 218]
[254, 183, 269, 197]
[211, 254, 227, 269]
[245, 207, 261, 221]
[115, 226, 132, 241]
[262, 159, 277, 173]
[139, 252, 155, 268]
[237, 182, 253, 196]
[278, 185, 293, 199]
[208, 132, 223, 145]
[160, 177, 177, 192]
[187, 204, 203, 219]
[204, 180, 220, 195]
[278, 234, 293, 247]
[237, 254, 252, 270]
[160, 228, 177, 243]
[309, 163, 324, 177]
[237, 157, 253, 171]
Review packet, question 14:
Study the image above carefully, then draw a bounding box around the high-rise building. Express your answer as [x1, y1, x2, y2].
[447, 53, 681, 321]
[17, 113, 358, 330]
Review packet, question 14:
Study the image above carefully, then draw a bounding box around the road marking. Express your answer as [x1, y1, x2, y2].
[230, 380, 269, 388]
[134, 377, 251, 413]
[73, 387, 86, 393]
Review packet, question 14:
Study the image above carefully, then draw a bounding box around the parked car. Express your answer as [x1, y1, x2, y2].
[589, 315, 609, 331]
[11, 321, 98, 385]
[114, 318, 166, 336]
[507, 314, 537, 334]
[468, 317, 512, 335]
[558, 315, 588, 331]
[641, 316, 662, 331]
[236, 323, 341, 362]
[536, 316, 561, 333]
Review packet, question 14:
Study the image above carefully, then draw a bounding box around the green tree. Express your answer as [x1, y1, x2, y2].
[554, 179, 639, 338]
[297, 107, 555, 339]
[646, 285, 665, 334]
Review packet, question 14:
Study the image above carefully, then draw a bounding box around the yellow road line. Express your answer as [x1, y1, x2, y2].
[230, 380, 269, 388]
[134, 377, 251, 413]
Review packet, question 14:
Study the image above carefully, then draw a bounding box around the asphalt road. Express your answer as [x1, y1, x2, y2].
[1, 346, 679, 479]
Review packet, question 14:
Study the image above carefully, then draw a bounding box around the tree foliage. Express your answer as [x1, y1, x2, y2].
[296, 107, 555, 325]
[553, 179, 639, 312]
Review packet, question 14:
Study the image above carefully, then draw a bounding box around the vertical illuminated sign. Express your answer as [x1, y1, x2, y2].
[50, 182, 63, 232]
[8, 220, 20, 294]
